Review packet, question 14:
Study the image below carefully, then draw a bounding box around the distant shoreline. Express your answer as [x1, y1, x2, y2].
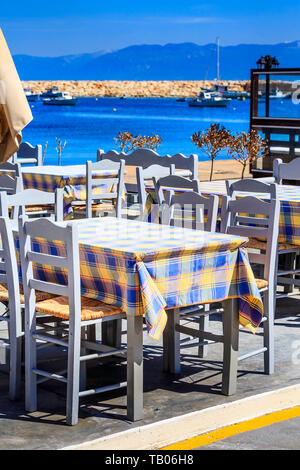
[22, 79, 293, 98]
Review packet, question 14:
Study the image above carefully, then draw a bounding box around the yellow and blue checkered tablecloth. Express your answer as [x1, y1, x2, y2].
[21, 165, 121, 218]
[144, 181, 300, 246]
[16, 217, 263, 340]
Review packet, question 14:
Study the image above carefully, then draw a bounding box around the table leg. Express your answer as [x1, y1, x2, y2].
[222, 298, 239, 396]
[163, 308, 181, 374]
[127, 315, 144, 421]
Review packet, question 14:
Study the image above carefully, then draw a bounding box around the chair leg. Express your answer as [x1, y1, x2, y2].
[80, 327, 87, 392]
[274, 250, 279, 318]
[102, 319, 122, 349]
[9, 333, 22, 401]
[87, 324, 96, 343]
[4, 299, 22, 401]
[283, 252, 296, 294]
[222, 298, 239, 396]
[25, 303, 37, 412]
[263, 289, 275, 375]
[66, 316, 81, 426]
[198, 305, 209, 358]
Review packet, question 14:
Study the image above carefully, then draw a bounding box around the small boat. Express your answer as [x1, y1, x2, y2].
[269, 88, 291, 99]
[188, 92, 228, 108]
[40, 86, 62, 98]
[205, 83, 250, 100]
[43, 91, 77, 106]
[260, 88, 291, 101]
[24, 88, 39, 102]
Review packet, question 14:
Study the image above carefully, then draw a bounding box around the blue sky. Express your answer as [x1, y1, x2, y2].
[1, 1, 299, 56]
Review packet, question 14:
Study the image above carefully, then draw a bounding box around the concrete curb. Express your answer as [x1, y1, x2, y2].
[62, 383, 300, 450]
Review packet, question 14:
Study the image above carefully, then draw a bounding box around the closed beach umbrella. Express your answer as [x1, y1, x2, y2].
[0, 28, 32, 163]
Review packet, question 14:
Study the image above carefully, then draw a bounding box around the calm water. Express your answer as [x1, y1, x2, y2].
[23, 97, 300, 165]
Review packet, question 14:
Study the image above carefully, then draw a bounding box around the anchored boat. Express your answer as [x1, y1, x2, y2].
[24, 88, 39, 102]
[43, 91, 77, 106]
[188, 92, 228, 108]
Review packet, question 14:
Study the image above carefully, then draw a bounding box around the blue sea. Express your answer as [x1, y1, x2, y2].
[23, 97, 299, 165]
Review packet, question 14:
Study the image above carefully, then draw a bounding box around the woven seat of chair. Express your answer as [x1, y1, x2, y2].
[246, 238, 299, 252]
[255, 278, 269, 290]
[121, 208, 141, 217]
[73, 202, 115, 215]
[25, 205, 53, 213]
[0, 283, 55, 304]
[35, 295, 124, 321]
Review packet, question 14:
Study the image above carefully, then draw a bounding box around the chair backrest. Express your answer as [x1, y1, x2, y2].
[0, 173, 23, 195]
[273, 158, 300, 184]
[86, 159, 125, 218]
[153, 174, 201, 206]
[162, 190, 219, 232]
[97, 148, 198, 179]
[0, 161, 22, 178]
[18, 217, 80, 320]
[136, 164, 175, 209]
[0, 216, 21, 316]
[12, 142, 42, 166]
[220, 195, 280, 282]
[0, 188, 64, 222]
[226, 178, 278, 199]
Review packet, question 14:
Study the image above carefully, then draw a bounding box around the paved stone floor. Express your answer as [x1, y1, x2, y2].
[0, 297, 299, 450]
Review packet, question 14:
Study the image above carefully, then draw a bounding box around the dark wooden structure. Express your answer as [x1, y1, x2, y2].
[250, 66, 300, 177]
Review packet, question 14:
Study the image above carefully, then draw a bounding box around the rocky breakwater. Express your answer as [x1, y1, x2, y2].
[22, 80, 249, 98]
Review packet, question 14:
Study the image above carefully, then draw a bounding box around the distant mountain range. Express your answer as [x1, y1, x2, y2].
[15, 41, 300, 81]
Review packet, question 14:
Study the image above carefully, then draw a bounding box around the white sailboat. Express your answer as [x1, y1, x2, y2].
[188, 38, 229, 108]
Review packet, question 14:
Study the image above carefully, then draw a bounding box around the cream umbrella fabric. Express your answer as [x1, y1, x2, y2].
[0, 29, 32, 163]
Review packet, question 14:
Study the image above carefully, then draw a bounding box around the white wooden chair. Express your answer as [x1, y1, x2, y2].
[221, 195, 280, 374]
[0, 188, 64, 223]
[0, 213, 60, 401]
[0, 173, 23, 195]
[12, 142, 43, 166]
[161, 190, 219, 359]
[97, 148, 198, 179]
[0, 161, 22, 178]
[72, 159, 125, 219]
[273, 157, 300, 185]
[0, 217, 22, 400]
[153, 174, 201, 206]
[226, 177, 300, 307]
[162, 190, 218, 232]
[137, 164, 175, 211]
[226, 178, 278, 199]
[18, 217, 128, 425]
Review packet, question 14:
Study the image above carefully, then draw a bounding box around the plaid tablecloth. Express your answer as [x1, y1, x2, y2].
[21, 165, 122, 218]
[144, 181, 300, 246]
[17, 217, 263, 340]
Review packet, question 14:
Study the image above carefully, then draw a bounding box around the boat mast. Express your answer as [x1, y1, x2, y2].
[216, 37, 220, 83]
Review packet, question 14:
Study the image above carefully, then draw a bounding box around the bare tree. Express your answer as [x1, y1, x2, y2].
[191, 124, 231, 181]
[55, 138, 67, 166]
[228, 130, 268, 179]
[42, 141, 48, 164]
[114, 132, 162, 153]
